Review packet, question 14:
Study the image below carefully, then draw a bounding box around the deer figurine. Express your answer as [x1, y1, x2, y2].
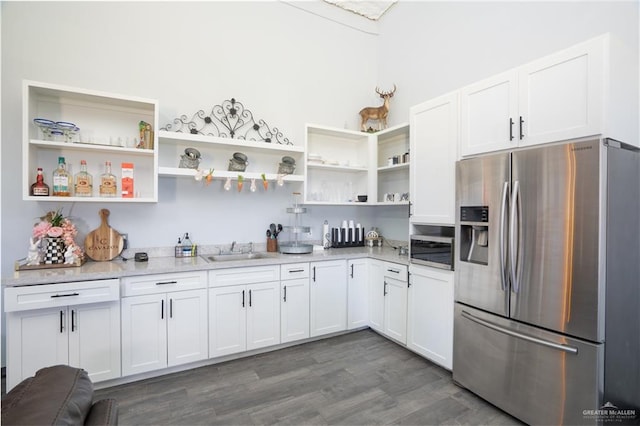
[359, 85, 397, 132]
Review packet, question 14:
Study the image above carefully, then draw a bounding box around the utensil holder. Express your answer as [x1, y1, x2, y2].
[267, 238, 278, 252]
[330, 228, 365, 248]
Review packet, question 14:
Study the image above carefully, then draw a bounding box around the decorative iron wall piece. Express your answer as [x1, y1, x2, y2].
[161, 98, 292, 145]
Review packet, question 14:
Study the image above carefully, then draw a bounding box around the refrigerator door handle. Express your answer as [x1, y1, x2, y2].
[499, 181, 510, 291]
[461, 310, 578, 354]
[509, 180, 521, 293]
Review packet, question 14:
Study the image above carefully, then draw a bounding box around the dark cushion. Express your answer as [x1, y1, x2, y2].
[2, 365, 94, 425]
[85, 398, 119, 426]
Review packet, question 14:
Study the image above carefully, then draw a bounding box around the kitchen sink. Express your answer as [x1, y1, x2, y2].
[202, 252, 272, 262]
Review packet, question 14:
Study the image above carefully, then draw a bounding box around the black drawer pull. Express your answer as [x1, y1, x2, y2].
[156, 280, 178, 285]
[288, 269, 305, 273]
[51, 292, 80, 298]
[387, 269, 400, 274]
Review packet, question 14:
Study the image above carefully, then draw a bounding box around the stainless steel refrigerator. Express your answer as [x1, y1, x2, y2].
[453, 138, 639, 425]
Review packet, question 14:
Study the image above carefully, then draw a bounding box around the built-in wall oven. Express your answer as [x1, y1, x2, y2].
[409, 235, 454, 270]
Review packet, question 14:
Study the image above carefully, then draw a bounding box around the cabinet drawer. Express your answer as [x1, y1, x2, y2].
[281, 263, 309, 280]
[209, 265, 280, 287]
[121, 271, 207, 297]
[383, 262, 408, 280]
[4, 279, 119, 312]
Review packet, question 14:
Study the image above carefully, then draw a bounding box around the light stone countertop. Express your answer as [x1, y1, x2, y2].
[2, 246, 409, 287]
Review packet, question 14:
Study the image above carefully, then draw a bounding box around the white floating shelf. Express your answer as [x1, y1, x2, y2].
[158, 166, 304, 182]
[158, 131, 304, 153]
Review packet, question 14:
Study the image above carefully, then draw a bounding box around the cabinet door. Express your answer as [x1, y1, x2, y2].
[68, 302, 121, 383]
[384, 277, 408, 345]
[167, 289, 208, 367]
[410, 92, 458, 225]
[281, 278, 310, 343]
[460, 70, 519, 157]
[407, 265, 454, 370]
[121, 294, 167, 376]
[368, 260, 385, 332]
[246, 282, 281, 350]
[209, 286, 247, 357]
[6, 308, 68, 391]
[518, 36, 604, 147]
[310, 260, 347, 337]
[347, 259, 369, 329]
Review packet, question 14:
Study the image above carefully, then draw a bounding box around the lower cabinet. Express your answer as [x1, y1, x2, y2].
[407, 264, 454, 370]
[4, 279, 121, 391]
[347, 258, 369, 329]
[209, 265, 281, 358]
[310, 259, 347, 337]
[369, 260, 408, 344]
[121, 272, 208, 376]
[281, 263, 310, 343]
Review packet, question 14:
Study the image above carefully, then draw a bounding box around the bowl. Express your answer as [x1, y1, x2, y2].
[357, 195, 368, 202]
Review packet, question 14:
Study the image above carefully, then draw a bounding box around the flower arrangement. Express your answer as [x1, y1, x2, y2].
[29, 209, 84, 265]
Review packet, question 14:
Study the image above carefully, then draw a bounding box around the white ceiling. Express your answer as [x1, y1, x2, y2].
[323, 0, 397, 21]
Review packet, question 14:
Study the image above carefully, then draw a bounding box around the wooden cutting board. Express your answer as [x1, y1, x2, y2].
[84, 209, 124, 261]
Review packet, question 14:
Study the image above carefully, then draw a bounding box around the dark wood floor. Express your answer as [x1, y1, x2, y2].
[95, 330, 520, 425]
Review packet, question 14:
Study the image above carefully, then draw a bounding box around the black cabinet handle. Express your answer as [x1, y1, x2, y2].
[288, 269, 304, 273]
[242, 290, 245, 307]
[408, 201, 412, 218]
[350, 264, 354, 278]
[519, 116, 524, 140]
[170, 299, 173, 318]
[312, 266, 316, 282]
[71, 309, 76, 332]
[51, 292, 79, 298]
[509, 118, 514, 141]
[249, 290, 252, 307]
[387, 268, 400, 274]
[156, 280, 177, 286]
[383, 281, 388, 296]
[283, 286, 287, 302]
[60, 310, 64, 333]
[161, 299, 164, 319]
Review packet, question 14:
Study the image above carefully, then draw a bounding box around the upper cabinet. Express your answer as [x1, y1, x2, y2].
[410, 92, 458, 225]
[304, 123, 409, 205]
[23, 80, 159, 202]
[460, 34, 610, 157]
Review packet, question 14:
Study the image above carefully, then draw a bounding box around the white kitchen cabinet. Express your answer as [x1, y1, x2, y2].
[375, 124, 410, 204]
[407, 264, 454, 370]
[310, 259, 347, 337]
[304, 123, 409, 206]
[369, 260, 408, 344]
[121, 272, 208, 376]
[460, 35, 606, 157]
[347, 258, 369, 329]
[23, 80, 158, 202]
[4, 279, 120, 391]
[280, 263, 310, 343]
[409, 92, 458, 225]
[209, 266, 281, 357]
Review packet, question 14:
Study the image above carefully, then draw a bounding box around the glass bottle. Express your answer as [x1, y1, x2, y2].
[99, 161, 117, 197]
[52, 157, 72, 196]
[74, 160, 93, 197]
[30, 167, 50, 196]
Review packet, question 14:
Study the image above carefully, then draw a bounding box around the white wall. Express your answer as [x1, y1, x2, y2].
[0, 1, 389, 275]
[378, 0, 639, 141]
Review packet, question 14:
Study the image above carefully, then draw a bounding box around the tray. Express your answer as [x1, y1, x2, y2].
[15, 257, 86, 271]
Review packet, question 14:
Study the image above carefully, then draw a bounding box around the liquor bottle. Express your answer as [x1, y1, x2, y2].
[30, 167, 50, 196]
[74, 160, 93, 197]
[99, 161, 117, 197]
[52, 157, 72, 196]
